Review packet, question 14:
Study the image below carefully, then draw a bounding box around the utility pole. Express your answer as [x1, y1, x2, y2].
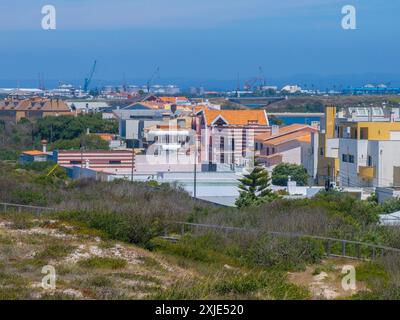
[194, 136, 197, 199]
[131, 148, 135, 182]
[192, 113, 198, 199]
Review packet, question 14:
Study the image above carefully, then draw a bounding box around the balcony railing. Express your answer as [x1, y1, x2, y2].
[359, 166, 376, 179]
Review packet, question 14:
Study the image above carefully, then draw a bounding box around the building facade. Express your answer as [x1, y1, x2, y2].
[316, 105, 400, 188]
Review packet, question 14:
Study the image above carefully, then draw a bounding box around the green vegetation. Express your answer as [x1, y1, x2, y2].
[235, 160, 278, 208]
[1, 161, 400, 299]
[0, 114, 117, 161]
[78, 257, 127, 270]
[272, 163, 309, 186]
[277, 103, 324, 113]
[51, 134, 109, 150]
[36, 113, 118, 142]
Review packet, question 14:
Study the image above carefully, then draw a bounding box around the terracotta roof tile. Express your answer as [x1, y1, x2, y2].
[199, 109, 268, 126]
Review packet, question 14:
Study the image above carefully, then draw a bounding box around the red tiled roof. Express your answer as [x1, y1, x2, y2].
[198, 109, 269, 126]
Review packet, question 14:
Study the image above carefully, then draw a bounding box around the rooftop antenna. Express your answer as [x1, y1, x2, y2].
[236, 72, 240, 98]
[38, 73, 45, 91]
[147, 66, 160, 93]
[122, 73, 127, 92]
[259, 66, 266, 87]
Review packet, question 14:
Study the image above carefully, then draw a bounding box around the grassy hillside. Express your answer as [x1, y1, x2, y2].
[1, 161, 400, 299]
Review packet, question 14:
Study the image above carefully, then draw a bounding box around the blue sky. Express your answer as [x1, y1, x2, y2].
[1, 0, 400, 88]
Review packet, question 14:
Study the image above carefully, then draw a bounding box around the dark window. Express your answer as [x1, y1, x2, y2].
[320, 147, 324, 156]
[342, 154, 348, 162]
[267, 147, 270, 156]
[220, 137, 225, 149]
[360, 127, 369, 140]
[70, 160, 82, 164]
[368, 155, 372, 167]
[272, 147, 275, 154]
[349, 155, 355, 163]
[109, 160, 122, 164]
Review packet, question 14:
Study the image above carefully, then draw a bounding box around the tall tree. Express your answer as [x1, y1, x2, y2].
[235, 159, 276, 208]
[272, 163, 309, 186]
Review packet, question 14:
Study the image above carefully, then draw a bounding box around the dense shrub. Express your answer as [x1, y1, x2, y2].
[272, 163, 309, 186]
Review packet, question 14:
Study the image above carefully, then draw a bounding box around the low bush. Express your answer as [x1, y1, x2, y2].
[78, 257, 127, 270]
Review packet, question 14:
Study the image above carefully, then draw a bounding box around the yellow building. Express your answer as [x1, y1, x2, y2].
[316, 105, 400, 188]
[316, 105, 340, 186]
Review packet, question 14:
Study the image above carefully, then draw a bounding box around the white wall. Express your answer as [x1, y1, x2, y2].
[339, 139, 400, 188]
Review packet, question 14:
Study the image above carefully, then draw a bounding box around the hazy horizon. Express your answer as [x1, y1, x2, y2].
[1, 0, 400, 90]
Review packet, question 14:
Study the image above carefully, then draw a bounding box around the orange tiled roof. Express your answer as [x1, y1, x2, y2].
[22, 150, 46, 156]
[265, 131, 310, 146]
[0, 98, 70, 112]
[255, 124, 316, 142]
[159, 96, 188, 103]
[257, 124, 317, 146]
[199, 109, 268, 126]
[95, 133, 115, 141]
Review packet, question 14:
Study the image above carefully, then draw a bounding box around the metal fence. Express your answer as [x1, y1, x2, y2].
[0, 202, 55, 216]
[2, 201, 400, 261]
[168, 221, 400, 261]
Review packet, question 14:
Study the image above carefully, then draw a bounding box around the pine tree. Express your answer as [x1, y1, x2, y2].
[235, 159, 276, 208]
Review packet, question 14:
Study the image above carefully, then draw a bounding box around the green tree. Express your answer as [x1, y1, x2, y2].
[272, 163, 309, 186]
[51, 134, 109, 150]
[235, 160, 277, 208]
[36, 113, 118, 142]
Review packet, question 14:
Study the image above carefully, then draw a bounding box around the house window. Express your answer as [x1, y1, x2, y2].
[320, 147, 324, 156]
[360, 127, 369, 140]
[70, 160, 82, 164]
[109, 160, 122, 164]
[272, 148, 275, 154]
[342, 154, 348, 163]
[220, 153, 225, 164]
[349, 155, 355, 163]
[368, 155, 372, 167]
[266, 147, 270, 156]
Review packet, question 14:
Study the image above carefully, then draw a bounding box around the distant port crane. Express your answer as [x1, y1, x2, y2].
[243, 66, 266, 91]
[146, 66, 160, 93]
[83, 60, 97, 92]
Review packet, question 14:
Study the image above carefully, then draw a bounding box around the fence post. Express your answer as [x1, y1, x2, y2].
[325, 240, 331, 257]
[372, 247, 376, 260]
[181, 223, 185, 236]
[3, 203, 6, 213]
[342, 241, 346, 257]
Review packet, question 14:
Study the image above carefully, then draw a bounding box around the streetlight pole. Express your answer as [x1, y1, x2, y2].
[131, 148, 135, 182]
[194, 135, 197, 199]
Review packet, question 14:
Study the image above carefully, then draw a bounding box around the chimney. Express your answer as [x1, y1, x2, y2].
[41, 140, 48, 153]
[271, 125, 279, 135]
[177, 118, 185, 129]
